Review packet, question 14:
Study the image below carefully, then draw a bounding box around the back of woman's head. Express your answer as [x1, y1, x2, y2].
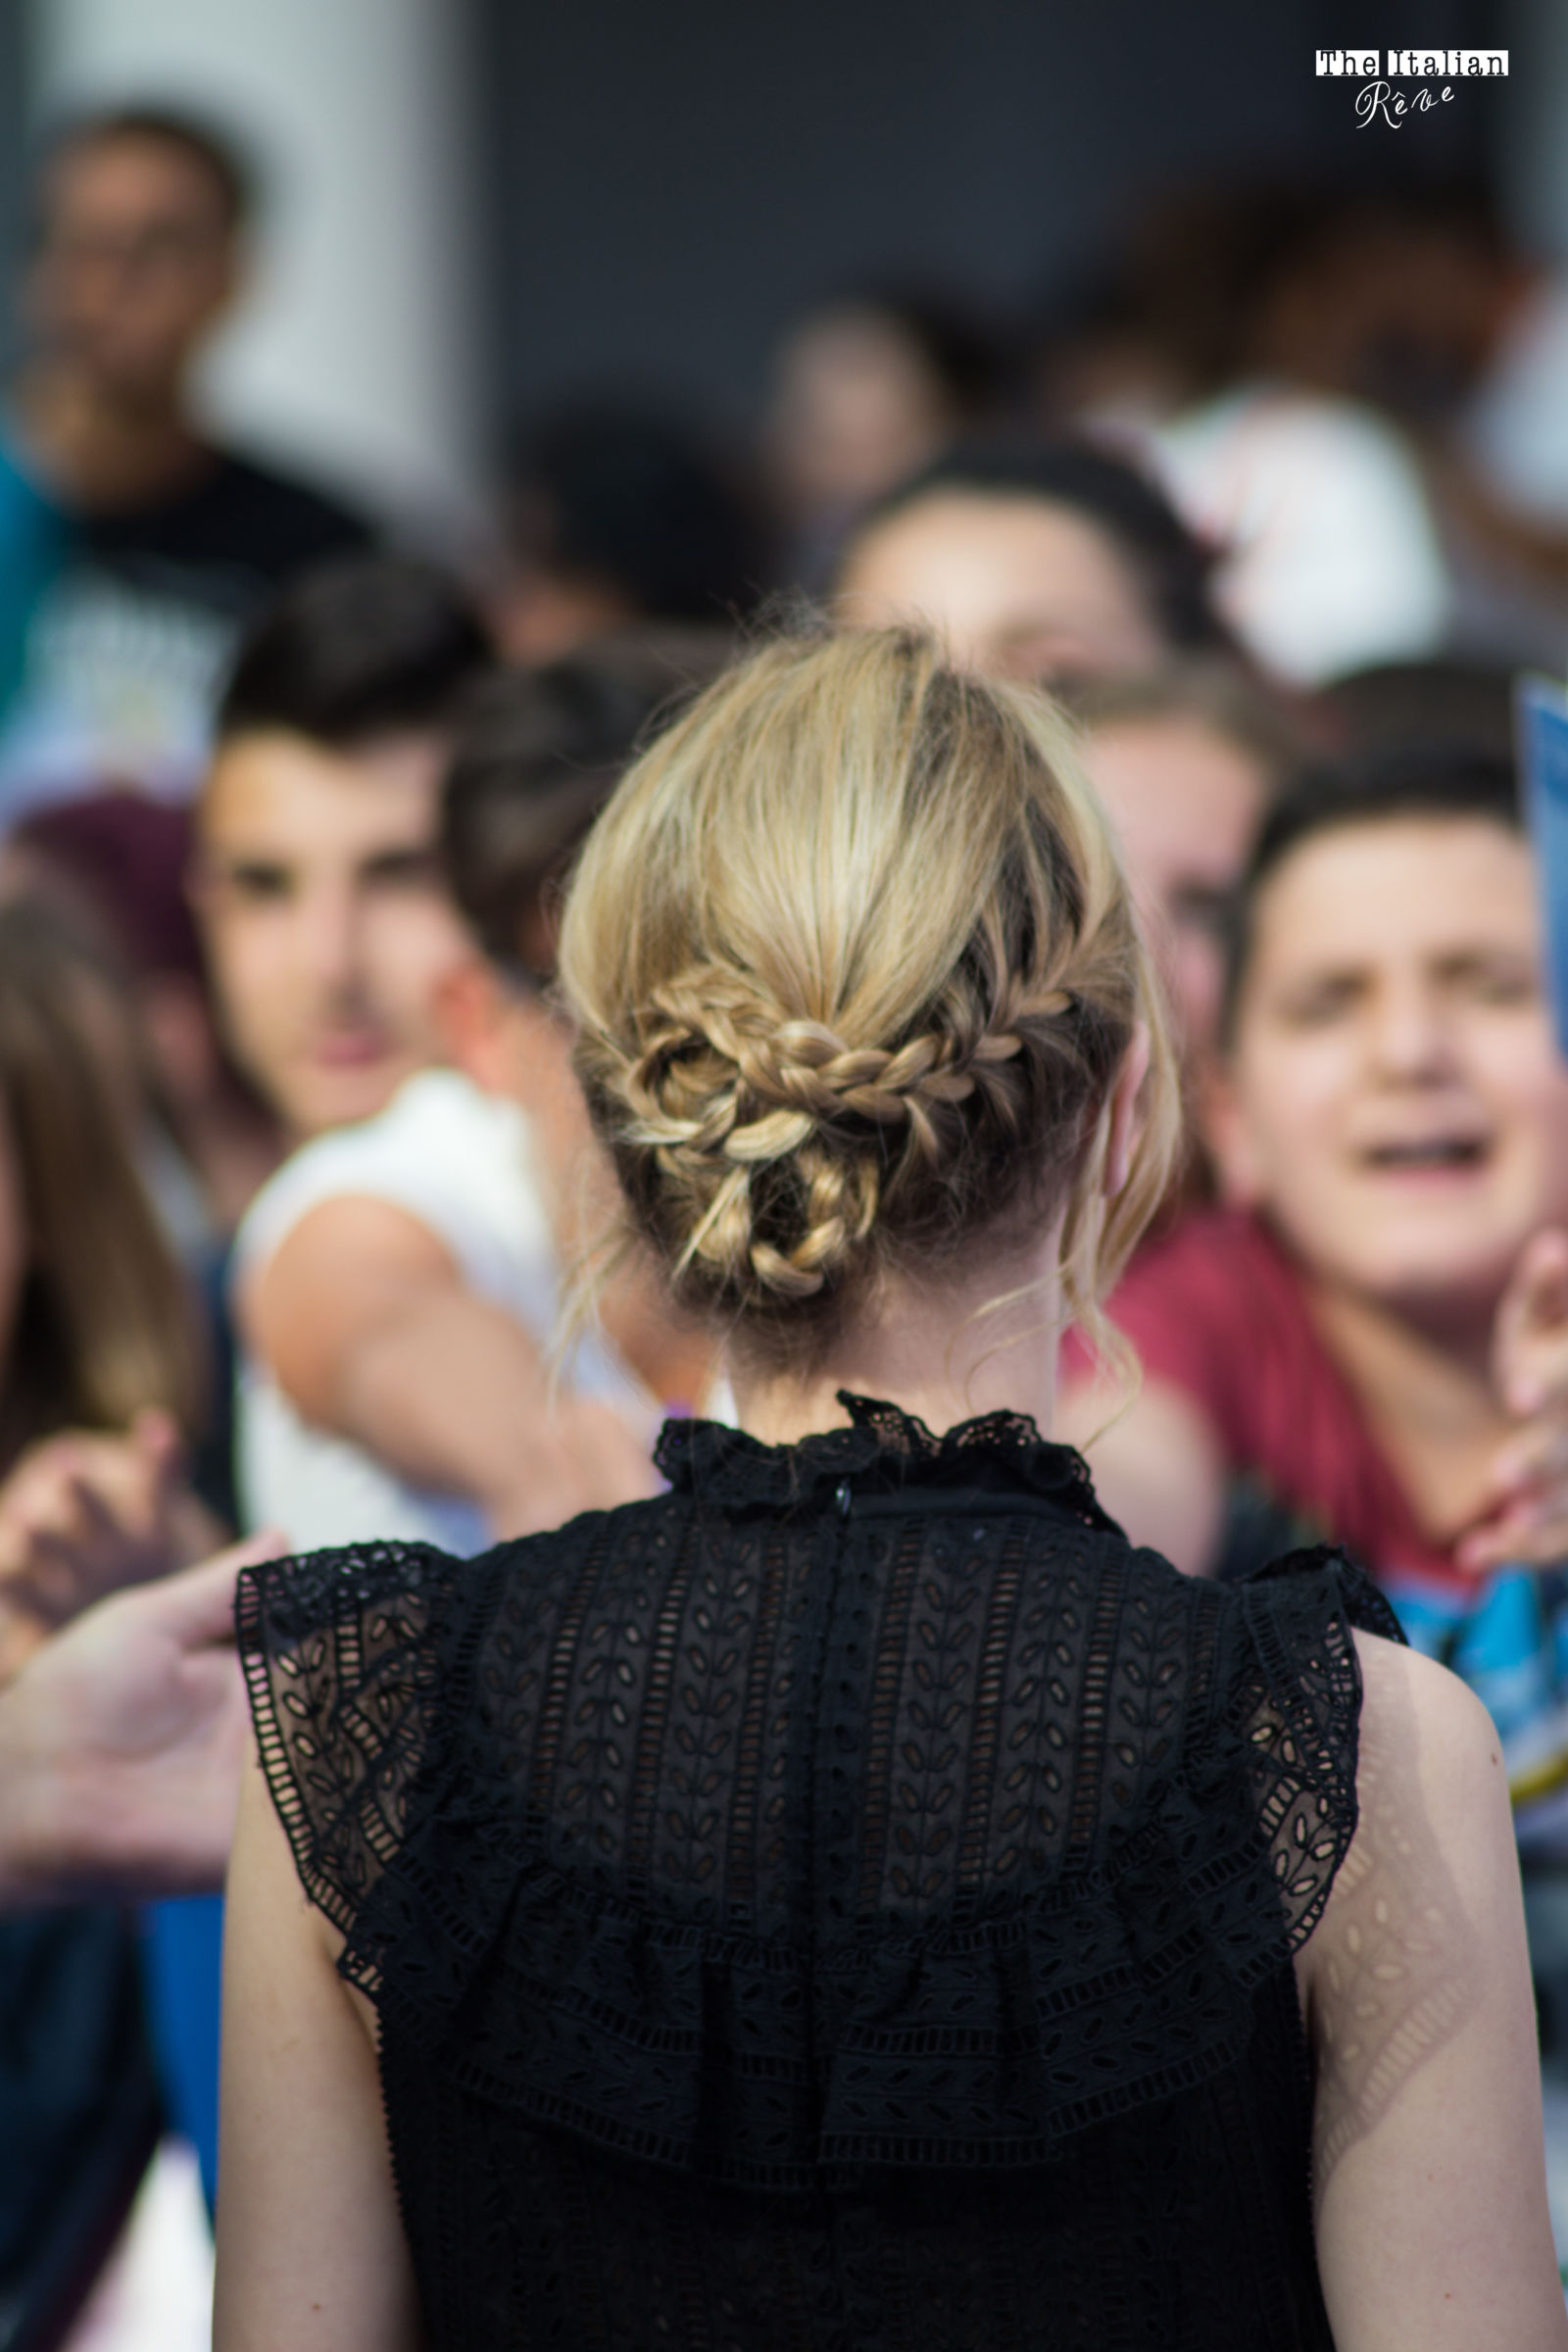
[0, 898, 198, 1458]
[559, 628, 1178, 1364]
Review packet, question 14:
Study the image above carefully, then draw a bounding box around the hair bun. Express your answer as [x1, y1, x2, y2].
[559, 630, 1179, 1357]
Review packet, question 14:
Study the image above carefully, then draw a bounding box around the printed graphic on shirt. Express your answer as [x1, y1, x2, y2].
[0, 561, 240, 812]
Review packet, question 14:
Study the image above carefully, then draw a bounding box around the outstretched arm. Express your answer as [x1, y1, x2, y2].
[242, 1193, 661, 1540]
[0, 1536, 278, 1909]
[1303, 1635, 1568, 2350]
[215, 1749, 421, 2352]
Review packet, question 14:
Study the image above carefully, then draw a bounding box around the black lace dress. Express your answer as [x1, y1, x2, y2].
[237, 1396, 1401, 2352]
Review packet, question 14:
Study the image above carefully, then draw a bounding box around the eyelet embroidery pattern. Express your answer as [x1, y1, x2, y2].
[237, 1397, 1401, 2352]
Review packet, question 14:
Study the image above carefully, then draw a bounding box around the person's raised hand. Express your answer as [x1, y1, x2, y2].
[0, 1407, 223, 1677]
[0, 1529, 287, 1908]
[1458, 1228, 1568, 1572]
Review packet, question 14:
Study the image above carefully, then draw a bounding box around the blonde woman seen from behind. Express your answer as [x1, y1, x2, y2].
[218, 631, 1563, 2352]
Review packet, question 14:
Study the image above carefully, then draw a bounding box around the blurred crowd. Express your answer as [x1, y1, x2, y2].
[5, 100, 1568, 2347]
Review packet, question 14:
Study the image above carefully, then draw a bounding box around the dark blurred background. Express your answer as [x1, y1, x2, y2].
[477, 0, 1510, 425]
[5, 0, 1539, 514]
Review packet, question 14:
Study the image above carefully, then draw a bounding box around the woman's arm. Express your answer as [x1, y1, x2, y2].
[1303, 1634, 1568, 2351]
[214, 1746, 422, 2352]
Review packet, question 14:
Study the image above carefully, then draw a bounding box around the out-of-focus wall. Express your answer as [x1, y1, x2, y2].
[478, 0, 1508, 432]
[1502, 0, 1568, 258]
[27, 0, 488, 530]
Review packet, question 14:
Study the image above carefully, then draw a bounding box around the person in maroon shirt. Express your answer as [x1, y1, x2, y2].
[1062, 743, 1568, 1603]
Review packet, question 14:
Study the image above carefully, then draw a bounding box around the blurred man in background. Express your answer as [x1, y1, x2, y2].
[187, 552, 490, 1531]
[0, 107, 371, 819]
[833, 442, 1233, 681]
[190, 554, 488, 1149]
[1061, 747, 1568, 1599]
[763, 288, 1004, 586]
[231, 640, 725, 1559]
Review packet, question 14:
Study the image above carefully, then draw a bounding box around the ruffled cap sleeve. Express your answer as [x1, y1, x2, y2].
[1216, 1543, 1405, 1953]
[236, 1540, 467, 1958]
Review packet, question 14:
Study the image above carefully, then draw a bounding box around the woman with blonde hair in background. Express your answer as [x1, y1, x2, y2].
[219, 631, 1563, 2351]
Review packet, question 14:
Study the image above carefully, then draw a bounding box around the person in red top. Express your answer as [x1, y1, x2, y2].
[1092, 1206, 1467, 1589]
[1063, 744, 1568, 1622]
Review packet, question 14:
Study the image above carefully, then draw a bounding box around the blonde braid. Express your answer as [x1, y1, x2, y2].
[612, 962, 1084, 1303]
[560, 628, 1180, 1355]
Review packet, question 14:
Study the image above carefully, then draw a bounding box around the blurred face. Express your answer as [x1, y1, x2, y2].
[192, 730, 474, 1140]
[26, 133, 238, 405]
[1210, 818, 1568, 1330]
[1079, 714, 1269, 1056]
[767, 308, 953, 516]
[837, 492, 1166, 681]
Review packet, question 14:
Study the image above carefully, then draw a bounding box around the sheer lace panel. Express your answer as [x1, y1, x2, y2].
[236, 1538, 465, 1943]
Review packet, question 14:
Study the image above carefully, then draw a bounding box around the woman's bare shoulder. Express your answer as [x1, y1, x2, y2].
[1298, 1625, 1516, 2136]
[1302, 1638, 1564, 2343]
[1351, 1626, 1508, 1828]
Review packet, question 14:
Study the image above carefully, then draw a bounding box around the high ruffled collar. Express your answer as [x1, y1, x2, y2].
[654, 1391, 1116, 1526]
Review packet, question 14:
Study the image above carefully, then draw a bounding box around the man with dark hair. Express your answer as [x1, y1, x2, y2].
[1060, 739, 1567, 1586]
[227, 630, 726, 1559]
[0, 106, 372, 816]
[190, 554, 491, 1145]
[834, 440, 1232, 681]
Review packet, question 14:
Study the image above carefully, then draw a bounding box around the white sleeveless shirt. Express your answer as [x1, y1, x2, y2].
[233, 1067, 645, 1554]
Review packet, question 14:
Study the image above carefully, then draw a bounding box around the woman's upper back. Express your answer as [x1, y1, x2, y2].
[239, 1396, 1401, 2349]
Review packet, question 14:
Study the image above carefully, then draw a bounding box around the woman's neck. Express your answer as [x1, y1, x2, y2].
[729, 1238, 1068, 1448]
[1301, 1273, 1509, 1545]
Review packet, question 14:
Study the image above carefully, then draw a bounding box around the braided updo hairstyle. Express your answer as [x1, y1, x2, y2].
[558, 628, 1179, 1365]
